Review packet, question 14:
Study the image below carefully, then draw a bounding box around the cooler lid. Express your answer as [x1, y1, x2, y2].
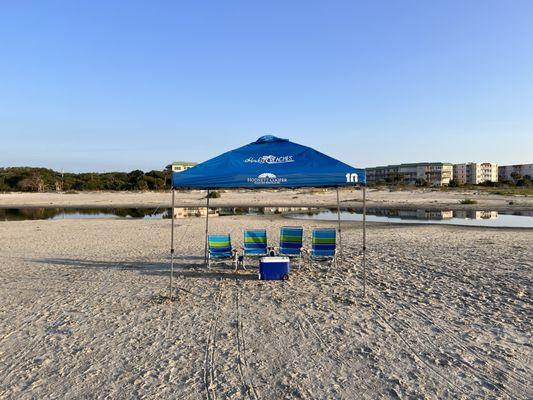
[260, 256, 290, 263]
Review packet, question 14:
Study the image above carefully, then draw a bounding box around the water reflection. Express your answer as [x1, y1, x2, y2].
[1, 207, 532, 228]
[287, 208, 533, 228]
[0, 207, 165, 221]
[453, 210, 498, 220]
[169, 207, 211, 218]
[364, 209, 499, 221]
[167, 206, 314, 218]
[0, 206, 316, 221]
[218, 206, 312, 215]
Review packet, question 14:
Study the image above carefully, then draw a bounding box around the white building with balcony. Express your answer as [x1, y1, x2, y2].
[453, 162, 498, 184]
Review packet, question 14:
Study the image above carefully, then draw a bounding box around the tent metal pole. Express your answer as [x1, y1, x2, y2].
[204, 189, 210, 266]
[170, 189, 175, 301]
[362, 184, 367, 297]
[336, 187, 342, 258]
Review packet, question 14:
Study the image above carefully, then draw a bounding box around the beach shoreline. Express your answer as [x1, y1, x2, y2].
[1, 188, 532, 212]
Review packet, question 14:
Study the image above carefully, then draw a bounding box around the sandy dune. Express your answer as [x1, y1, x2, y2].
[1, 188, 532, 211]
[0, 216, 531, 399]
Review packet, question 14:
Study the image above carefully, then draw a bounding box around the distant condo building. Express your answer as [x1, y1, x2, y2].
[171, 161, 197, 173]
[453, 162, 498, 184]
[366, 162, 453, 186]
[498, 164, 533, 182]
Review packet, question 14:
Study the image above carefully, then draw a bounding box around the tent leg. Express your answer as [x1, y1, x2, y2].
[170, 189, 175, 301]
[204, 189, 210, 267]
[362, 185, 367, 297]
[336, 187, 342, 259]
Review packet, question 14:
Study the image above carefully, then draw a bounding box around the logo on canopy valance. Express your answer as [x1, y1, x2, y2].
[247, 173, 287, 185]
[244, 155, 294, 164]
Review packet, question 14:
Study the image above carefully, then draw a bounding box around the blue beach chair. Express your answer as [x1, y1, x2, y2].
[207, 234, 239, 270]
[277, 226, 304, 269]
[242, 229, 268, 269]
[311, 228, 338, 266]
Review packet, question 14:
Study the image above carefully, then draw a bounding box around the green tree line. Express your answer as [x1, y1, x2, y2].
[0, 167, 172, 192]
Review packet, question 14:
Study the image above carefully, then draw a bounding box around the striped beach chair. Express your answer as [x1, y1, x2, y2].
[207, 234, 238, 270]
[311, 228, 338, 266]
[278, 226, 304, 269]
[242, 229, 268, 269]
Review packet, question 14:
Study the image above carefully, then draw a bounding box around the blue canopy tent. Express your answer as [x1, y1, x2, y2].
[169, 135, 368, 297]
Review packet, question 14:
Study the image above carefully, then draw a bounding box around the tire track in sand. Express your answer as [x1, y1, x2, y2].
[286, 294, 374, 398]
[235, 285, 259, 400]
[203, 282, 223, 400]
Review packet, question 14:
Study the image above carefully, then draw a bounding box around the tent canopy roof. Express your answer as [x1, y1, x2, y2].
[171, 135, 365, 189]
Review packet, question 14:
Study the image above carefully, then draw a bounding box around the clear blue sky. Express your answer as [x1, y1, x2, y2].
[1, 0, 532, 172]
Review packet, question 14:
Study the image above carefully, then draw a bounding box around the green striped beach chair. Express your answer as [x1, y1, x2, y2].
[242, 229, 268, 269]
[311, 228, 338, 266]
[207, 234, 239, 270]
[277, 226, 304, 269]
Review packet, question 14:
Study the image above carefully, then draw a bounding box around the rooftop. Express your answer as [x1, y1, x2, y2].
[172, 161, 198, 166]
[366, 162, 453, 170]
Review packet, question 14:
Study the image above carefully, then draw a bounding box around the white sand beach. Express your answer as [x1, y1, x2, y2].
[1, 215, 531, 399]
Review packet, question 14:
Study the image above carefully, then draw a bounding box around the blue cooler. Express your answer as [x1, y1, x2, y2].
[259, 257, 290, 280]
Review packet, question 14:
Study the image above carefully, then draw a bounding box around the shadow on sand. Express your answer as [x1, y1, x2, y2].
[27, 257, 258, 281]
